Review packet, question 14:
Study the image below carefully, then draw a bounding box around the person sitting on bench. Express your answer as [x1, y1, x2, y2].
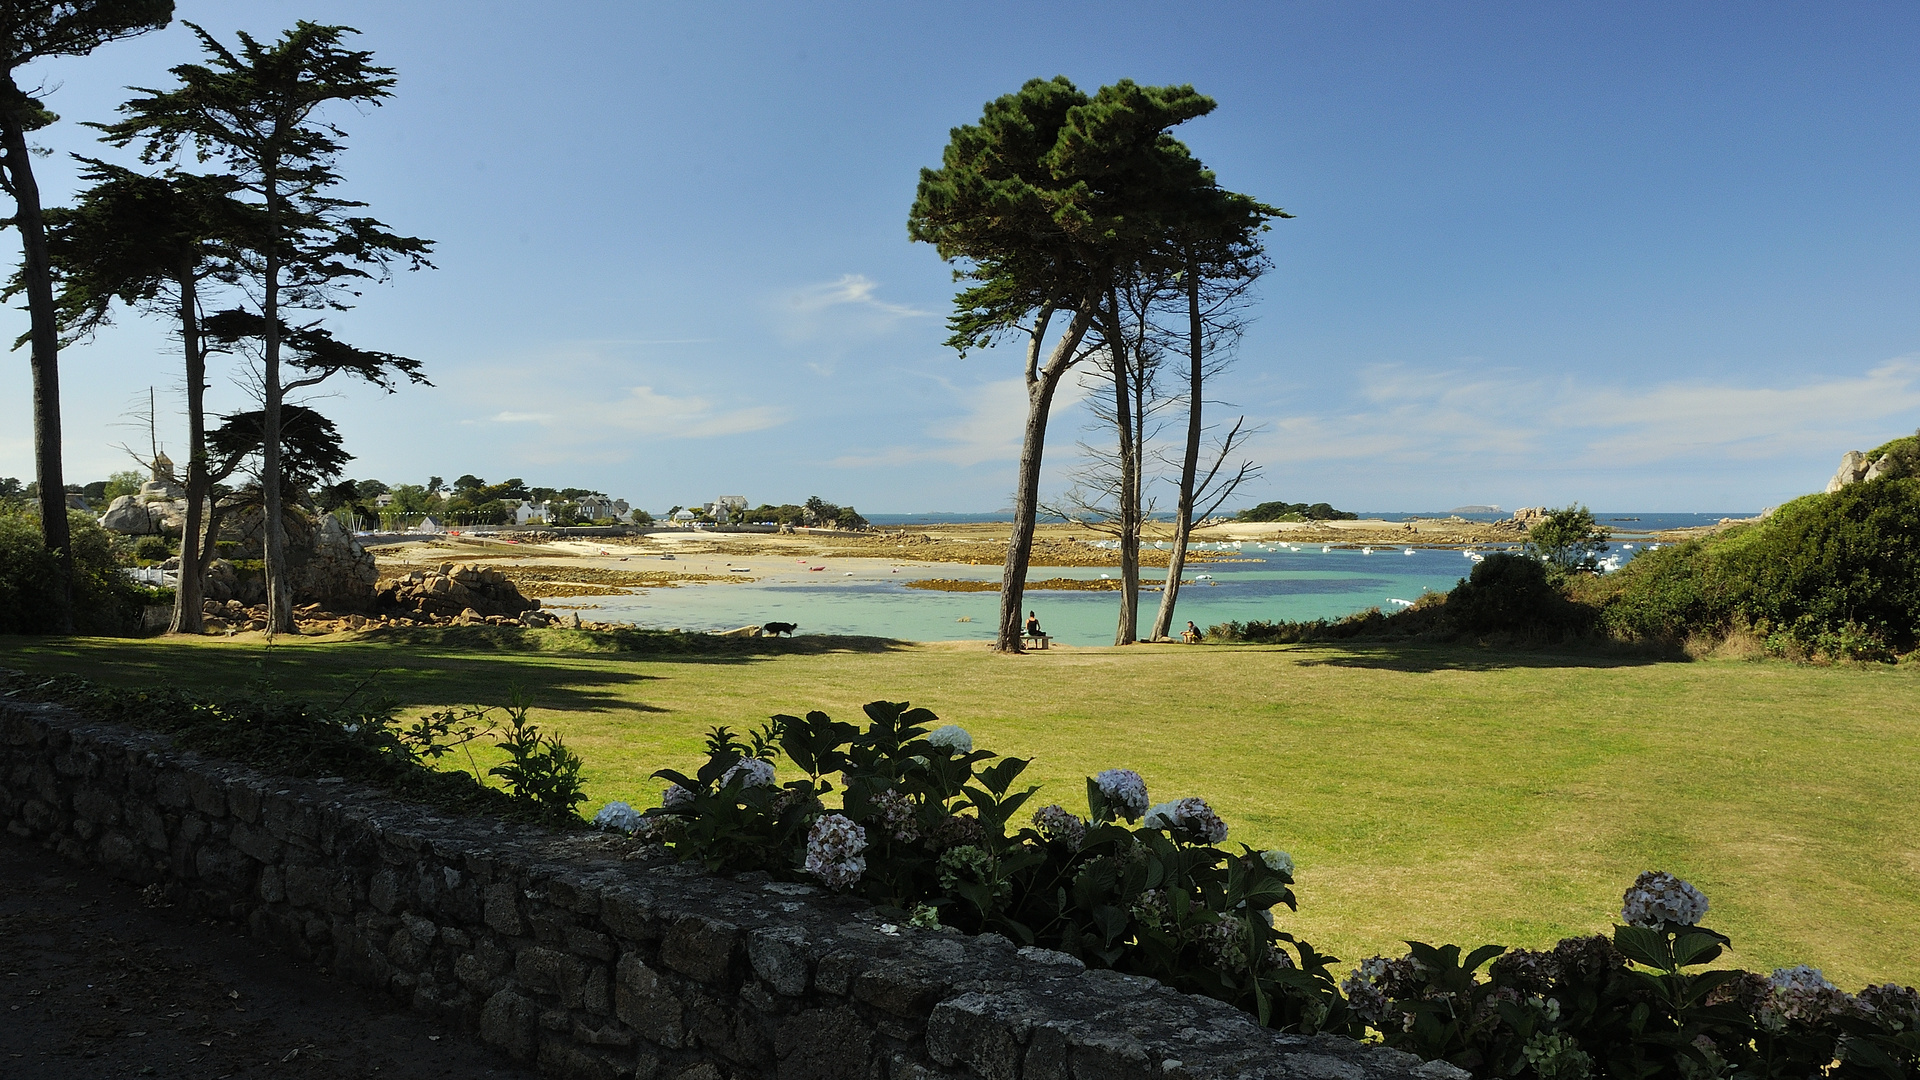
[1024, 610, 1049, 648]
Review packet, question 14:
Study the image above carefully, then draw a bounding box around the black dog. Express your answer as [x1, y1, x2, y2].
[763, 621, 797, 637]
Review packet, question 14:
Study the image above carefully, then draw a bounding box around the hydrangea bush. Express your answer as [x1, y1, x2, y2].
[608, 702, 1920, 1076]
[622, 701, 1336, 1029]
[1337, 871, 1920, 1079]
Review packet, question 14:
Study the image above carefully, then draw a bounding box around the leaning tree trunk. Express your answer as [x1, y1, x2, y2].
[1102, 299, 1141, 646]
[1, 95, 73, 633]
[169, 273, 206, 634]
[1152, 260, 1205, 641]
[997, 307, 1093, 653]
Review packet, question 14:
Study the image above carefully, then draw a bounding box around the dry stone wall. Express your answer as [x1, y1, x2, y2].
[0, 698, 1460, 1080]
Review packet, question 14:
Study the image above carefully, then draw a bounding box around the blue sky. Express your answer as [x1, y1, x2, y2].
[4, 1, 1918, 514]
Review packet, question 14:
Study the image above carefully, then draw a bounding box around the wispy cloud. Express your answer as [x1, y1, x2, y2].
[1253, 357, 1920, 473]
[777, 274, 931, 344]
[467, 385, 784, 440]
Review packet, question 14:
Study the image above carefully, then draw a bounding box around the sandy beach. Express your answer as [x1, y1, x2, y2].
[368, 515, 1729, 606]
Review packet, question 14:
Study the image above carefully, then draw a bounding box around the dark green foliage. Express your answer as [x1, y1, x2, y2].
[638, 701, 1340, 1033]
[1526, 505, 1610, 574]
[1862, 430, 1920, 481]
[207, 404, 352, 492]
[485, 692, 587, 824]
[131, 534, 171, 563]
[1347, 918, 1920, 1080]
[1601, 478, 1920, 655]
[0, 667, 587, 826]
[741, 497, 868, 529]
[1236, 501, 1357, 522]
[0, 1, 172, 70]
[0, 506, 154, 634]
[1447, 553, 1594, 636]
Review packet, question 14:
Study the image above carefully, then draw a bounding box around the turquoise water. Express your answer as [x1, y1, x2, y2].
[554, 542, 1562, 647]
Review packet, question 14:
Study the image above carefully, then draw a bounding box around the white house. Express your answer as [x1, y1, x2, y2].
[373, 492, 396, 508]
[514, 499, 549, 525]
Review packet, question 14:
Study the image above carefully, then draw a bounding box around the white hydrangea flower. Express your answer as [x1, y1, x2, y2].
[1260, 850, 1295, 877]
[1143, 797, 1229, 844]
[721, 756, 776, 789]
[926, 725, 973, 754]
[661, 783, 695, 810]
[1620, 870, 1709, 928]
[805, 813, 868, 890]
[1094, 768, 1150, 820]
[592, 801, 644, 833]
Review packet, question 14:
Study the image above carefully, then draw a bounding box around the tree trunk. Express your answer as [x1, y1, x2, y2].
[169, 273, 206, 635]
[260, 181, 292, 638]
[1102, 298, 1140, 646]
[997, 307, 1093, 653]
[1152, 259, 1205, 641]
[1, 93, 74, 633]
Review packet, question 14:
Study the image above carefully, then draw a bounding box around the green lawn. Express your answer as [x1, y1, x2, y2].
[3, 631, 1915, 989]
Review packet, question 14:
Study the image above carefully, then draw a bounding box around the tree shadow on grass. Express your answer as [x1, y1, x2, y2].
[363, 624, 910, 660]
[1284, 640, 1687, 673]
[0, 637, 671, 717]
[0, 626, 913, 720]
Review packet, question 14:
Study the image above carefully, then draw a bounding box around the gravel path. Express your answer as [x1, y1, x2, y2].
[0, 836, 535, 1079]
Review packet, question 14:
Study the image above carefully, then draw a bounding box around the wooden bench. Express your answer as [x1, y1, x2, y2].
[1024, 633, 1050, 650]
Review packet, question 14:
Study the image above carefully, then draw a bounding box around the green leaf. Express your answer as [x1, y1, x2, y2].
[1612, 925, 1673, 970]
[1669, 932, 1724, 969]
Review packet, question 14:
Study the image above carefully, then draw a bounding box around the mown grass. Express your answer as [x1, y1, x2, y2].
[1, 630, 1914, 988]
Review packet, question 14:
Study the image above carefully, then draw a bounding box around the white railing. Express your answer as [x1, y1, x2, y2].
[124, 566, 177, 587]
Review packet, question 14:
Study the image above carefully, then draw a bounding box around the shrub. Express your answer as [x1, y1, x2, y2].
[1447, 553, 1594, 637]
[1340, 872, 1920, 1080]
[0, 506, 153, 634]
[621, 701, 1339, 1030]
[1236, 500, 1358, 522]
[1600, 478, 1920, 656]
[132, 535, 173, 564]
[1525, 505, 1610, 575]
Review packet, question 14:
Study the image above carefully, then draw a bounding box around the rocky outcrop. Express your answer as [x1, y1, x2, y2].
[1828, 437, 1919, 493]
[1, 696, 1457, 1080]
[1827, 451, 1870, 493]
[100, 494, 170, 535]
[376, 562, 541, 621]
[300, 516, 379, 612]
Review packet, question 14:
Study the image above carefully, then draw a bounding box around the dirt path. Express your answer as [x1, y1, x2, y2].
[0, 837, 533, 1079]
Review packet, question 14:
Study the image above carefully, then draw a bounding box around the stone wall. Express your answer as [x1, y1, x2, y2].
[0, 699, 1459, 1080]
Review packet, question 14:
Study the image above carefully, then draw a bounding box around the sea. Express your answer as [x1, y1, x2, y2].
[552, 512, 1752, 648]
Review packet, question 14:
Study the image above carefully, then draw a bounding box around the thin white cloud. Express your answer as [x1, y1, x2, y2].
[777, 274, 931, 344]
[491, 411, 553, 423]
[1253, 356, 1920, 473]
[786, 274, 929, 318]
